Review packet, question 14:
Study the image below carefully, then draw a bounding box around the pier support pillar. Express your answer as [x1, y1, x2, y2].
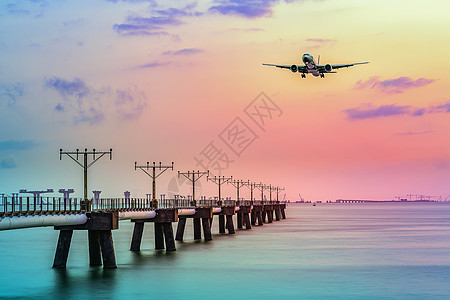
[88, 230, 102, 266]
[252, 205, 263, 226]
[225, 215, 235, 234]
[280, 203, 286, 219]
[53, 230, 73, 269]
[154, 222, 165, 250]
[257, 211, 263, 226]
[218, 206, 236, 234]
[176, 218, 187, 241]
[176, 207, 212, 241]
[274, 204, 281, 221]
[243, 213, 252, 229]
[267, 211, 273, 223]
[99, 230, 117, 268]
[130, 222, 144, 251]
[193, 218, 201, 240]
[163, 223, 176, 251]
[237, 213, 243, 229]
[202, 218, 212, 241]
[130, 209, 178, 251]
[251, 211, 256, 225]
[54, 211, 119, 269]
[238, 206, 252, 230]
[218, 215, 225, 233]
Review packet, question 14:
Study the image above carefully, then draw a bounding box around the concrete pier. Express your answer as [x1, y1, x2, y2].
[53, 211, 119, 269]
[216, 206, 235, 234]
[252, 205, 264, 226]
[280, 203, 287, 219]
[130, 208, 177, 251]
[176, 207, 213, 241]
[238, 205, 252, 229]
[264, 205, 274, 223]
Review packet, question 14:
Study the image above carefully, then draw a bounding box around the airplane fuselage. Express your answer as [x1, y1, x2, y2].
[302, 53, 321, 77]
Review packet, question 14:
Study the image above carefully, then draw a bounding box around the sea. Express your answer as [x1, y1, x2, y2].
[1, 202, 449, 299]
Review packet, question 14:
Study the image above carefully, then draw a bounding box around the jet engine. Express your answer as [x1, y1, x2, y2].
[324, 64, 333, 72]
[290, 65, 298, 73]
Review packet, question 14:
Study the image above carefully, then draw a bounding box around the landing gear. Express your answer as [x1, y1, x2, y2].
[320, 73, 325, 78]
[301, 73, 306, 78]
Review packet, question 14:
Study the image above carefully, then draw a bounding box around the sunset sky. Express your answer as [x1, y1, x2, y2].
[1, 0, 449, 202]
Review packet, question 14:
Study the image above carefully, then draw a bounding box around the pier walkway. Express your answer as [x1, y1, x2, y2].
[0, 197, 287, 268]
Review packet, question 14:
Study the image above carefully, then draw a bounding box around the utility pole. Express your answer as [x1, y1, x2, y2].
[229, 179, 246, 204]
[178, 170, 209, 206]
[263, 184, 274, 203]
[275, 186, 285, 202]
[208, 175, 232, 205]
[135, 162, 174, 208]
[254, 182, 265, 203]
[263, 184, 278, 203]
[60, 148, 112, 211]
[242, 181, 257, 204]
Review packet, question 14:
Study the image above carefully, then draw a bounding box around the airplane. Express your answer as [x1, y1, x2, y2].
[263, 53, 369, 78]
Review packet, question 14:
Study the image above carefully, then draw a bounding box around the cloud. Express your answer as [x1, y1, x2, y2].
[107, 0, 157, 4]
[302, 38, 337, 50]
[354, 76, 435, 94]
[343, 100, 450, 120]
[3, 1, 47, 17]
[0, 83, 24, 107]
[113, 4, 202, 36]
[306, 38, 335, 43]
[45, 77, 90, 99]
[138, 61, 172, 68]
[209, 0, 279, 18]
[0, 156, 17, 169]
[114, 85, 147, 120]
[344, 104, 411, 120]
[45, 76, 148, 125]
[163, 48, 204, 56]
[5, 4, 29, 15]
[0, 140, 37, 151]
[228, 27, 264, 32]
[396, 131, 434, 136]
[429, 101, 450, 113]
[45, 77, 102, 125]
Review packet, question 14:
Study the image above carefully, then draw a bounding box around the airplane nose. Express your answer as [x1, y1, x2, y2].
[302, 54, 311, 64]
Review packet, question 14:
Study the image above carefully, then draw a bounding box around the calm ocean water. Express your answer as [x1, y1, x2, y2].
[1, 203, 449, 299]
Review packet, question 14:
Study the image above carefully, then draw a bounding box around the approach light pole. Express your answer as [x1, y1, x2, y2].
[208, 175, 232, 205]
[178, 170, 209, 206]
[60, 148, 112, 211]
[135, 162, 174, 208]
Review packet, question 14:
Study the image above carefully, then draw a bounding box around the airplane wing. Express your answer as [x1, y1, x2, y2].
[262, 63, 291, 69]
[262, 63, 308, 72]
[327, 62, 369, 69]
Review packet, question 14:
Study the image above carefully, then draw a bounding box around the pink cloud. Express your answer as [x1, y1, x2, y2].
[354, 76, 434, 94]
[302, 38, 336, 50]
[343, 104, 410, 120]
[343, 100, 450, 120]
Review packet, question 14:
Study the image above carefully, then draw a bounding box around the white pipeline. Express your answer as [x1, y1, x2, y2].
[118, 210, 156, 220]
[178, 208, 196, 216]
[0, 214, 87, 231]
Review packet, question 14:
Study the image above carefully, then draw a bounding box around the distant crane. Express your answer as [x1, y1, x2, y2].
[298, 193, 304, 203]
